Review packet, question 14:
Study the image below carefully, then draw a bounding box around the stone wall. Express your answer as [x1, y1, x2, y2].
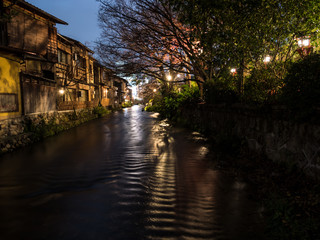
[181, 104, 320, 179]
[0, 109, 99, 155]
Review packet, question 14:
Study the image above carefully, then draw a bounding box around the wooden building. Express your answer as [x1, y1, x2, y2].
[0, 0, 130, 120]
[56, 34, 95, 110]
[113, 76, 132, 108]
[0, 0, 67, 119]
[94, 61, 115, 109]
[56, 34, 116, 110]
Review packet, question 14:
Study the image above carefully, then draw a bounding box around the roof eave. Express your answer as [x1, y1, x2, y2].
[9, 0, 68, 25]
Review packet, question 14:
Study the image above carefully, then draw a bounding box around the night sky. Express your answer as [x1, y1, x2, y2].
[26, 0, 101, 49]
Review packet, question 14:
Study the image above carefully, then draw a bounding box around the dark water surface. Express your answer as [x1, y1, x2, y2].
[0, 106, 265, 240]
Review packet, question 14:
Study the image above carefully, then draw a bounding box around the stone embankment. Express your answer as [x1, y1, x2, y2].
[181, 104, 320, 179]
[0, 109, 99, 155]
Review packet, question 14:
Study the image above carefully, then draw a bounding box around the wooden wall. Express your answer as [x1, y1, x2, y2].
[22, 79, 56, 114]
[7, 10, 49, 56]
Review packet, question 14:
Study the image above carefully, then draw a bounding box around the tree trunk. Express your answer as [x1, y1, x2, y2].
[238, 58, 245, 95]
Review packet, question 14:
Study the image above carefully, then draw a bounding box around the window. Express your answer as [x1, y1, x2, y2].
[77, 56, 86, 69]
[0, 93, 18, 112]
[94, 66, 100, 83]
[0, 21, 8, 45]
[78, 89, 88, 102]
[64, 89, 77, 102]
[43, 70, 54, 80]
[58, 49, 69, 64]
[102, 88, 108, 98]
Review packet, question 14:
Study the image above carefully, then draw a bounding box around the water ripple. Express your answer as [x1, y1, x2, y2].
[0, 106, 265, 240]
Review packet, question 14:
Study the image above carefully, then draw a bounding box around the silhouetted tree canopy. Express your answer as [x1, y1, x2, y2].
[96, 0, 212, 88]
[96, 0, 320, 89]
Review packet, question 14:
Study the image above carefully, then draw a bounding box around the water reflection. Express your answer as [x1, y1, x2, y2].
[0, 105, 264, 239]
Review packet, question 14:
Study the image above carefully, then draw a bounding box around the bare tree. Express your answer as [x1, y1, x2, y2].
[138, 79, 160, 103]
[96, 0, 212, 95]
[57, 56, 88, 111]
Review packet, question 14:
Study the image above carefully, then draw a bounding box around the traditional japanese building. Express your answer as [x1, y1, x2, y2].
[0, 0, 67, 119]
[0, 0, 131, 120]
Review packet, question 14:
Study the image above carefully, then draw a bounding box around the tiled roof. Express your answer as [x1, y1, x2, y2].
[8, 0, 68, 25]
[60, 34, 94, 53]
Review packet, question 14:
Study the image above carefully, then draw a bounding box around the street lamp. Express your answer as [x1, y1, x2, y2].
[297, 37, 310, 48]
[263, 55, 271, 64]
[58, 88, 65, 95]
[166, 75, 172, 81]
[230, 68, 237, 76]
[296, 36, 313, 57]
[263, 55, 271, 69]
[152, 88, 157, 99]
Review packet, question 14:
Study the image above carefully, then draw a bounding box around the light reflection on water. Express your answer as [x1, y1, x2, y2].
[0, 105, 265, 239]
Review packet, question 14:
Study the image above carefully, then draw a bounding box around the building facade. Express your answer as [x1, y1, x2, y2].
[0, 0, 132, 120]
[0, 0, 67, 119]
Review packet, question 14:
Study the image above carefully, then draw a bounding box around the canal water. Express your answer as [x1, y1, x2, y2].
[0, 105, 265, 239]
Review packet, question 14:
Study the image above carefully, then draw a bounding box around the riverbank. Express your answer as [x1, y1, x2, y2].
[0, 106, 111, 155]
[171, 104, 320, 240]
[178, 103, 320, 180]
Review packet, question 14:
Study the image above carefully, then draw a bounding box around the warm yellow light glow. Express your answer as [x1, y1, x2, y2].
[297, 37, 311, 48]
[230, 68, 236, 73]
[302, 39, 310, 47]
[153, 89, 157, 92]
[263, 55, 271, 63]
[59, 89, 65, 95]
[167, 75, 172, 81]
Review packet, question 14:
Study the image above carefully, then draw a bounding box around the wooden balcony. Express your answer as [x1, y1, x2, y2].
[57, 100, 100, 111]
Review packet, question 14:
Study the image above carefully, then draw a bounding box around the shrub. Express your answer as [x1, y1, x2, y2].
[93, 105, 110, 117]
[121, 101, 133, 108]
[243, 67, 284, 105]
[204, 79, 239, 104]
[281, 53, 320, 120]
[145, 85, 200, 120]
[24, 117, 59, 140]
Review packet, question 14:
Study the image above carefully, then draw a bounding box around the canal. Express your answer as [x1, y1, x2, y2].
[0, 105, 265, 239]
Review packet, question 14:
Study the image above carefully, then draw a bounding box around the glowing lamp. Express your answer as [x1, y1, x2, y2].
[263, 55, 271, 64]
[59, 88, 65, 95]
[296, 36, 312, 57]
[297, 37, 310, 48]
